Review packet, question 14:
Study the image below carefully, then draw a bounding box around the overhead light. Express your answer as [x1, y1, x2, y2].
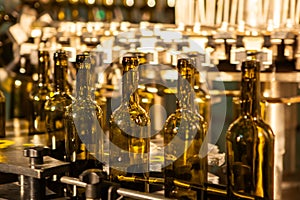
[147, 0, 156, 7]
[126, 0, 134, 7]
[167, 0, 175, 7]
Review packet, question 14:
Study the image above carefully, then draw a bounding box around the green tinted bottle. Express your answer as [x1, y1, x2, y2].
[226, 52, 274, 199]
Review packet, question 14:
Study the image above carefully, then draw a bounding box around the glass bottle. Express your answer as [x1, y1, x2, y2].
[0, 89, 5, 138]
[44, 50, 73, 161]
[135, 52, 169, 173]
[93, 50, 109, 133]
[226, 52, 274, 199]
[163, 58, 207, 199]
[109, 56, 150, 191]
[9, 54, 33, 121]
[186, 51, 211, 125]
[65, 53, 104, 178]
[29, 50, 53, 134]
[194, 70, 211, 125]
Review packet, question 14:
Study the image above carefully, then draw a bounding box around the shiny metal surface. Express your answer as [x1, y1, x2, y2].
[117, 188, 174, 200]
[0, 149, 69, 179]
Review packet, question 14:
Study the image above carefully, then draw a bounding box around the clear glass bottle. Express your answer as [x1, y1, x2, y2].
[163, 58, 207, 199]
[0, 89, 5, 138]
[64, 53, 104, 198]
[29, 50, 53, 134]
[44, 50, 73, 161]
[109, 56, 150, 191]
[65, 53, 104, 177]
[226, 52, 274, 199]
[135, 52, 169, 173]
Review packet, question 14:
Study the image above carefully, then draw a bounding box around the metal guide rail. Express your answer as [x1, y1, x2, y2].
[0, 143, 227, 200]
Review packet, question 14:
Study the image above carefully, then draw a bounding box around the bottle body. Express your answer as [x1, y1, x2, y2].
[164, 110, 207, 199]
[109, 105, 150, 176]
[163, 58, 207, 199]
[226, 116, 274, 199]
[64, 53, 104, 197]
[65, 99, 103, 175]
[45, 93, 73, 160]
[226, 57, 274, 199]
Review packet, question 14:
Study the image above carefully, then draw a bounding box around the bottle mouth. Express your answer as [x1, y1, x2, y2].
[177, 58, 195, 78]
[122, 56, 139, 73]
[122, 56, 139, 67]
[241, 60, 261, 72]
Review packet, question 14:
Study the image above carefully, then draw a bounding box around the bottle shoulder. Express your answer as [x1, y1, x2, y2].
[226, 115, 274, 141]
[164, 109, 207, 130]
[66, 105, 102, 116]
[111, 103, 150, 127]
[44, 92, 74, 110]
[66, 98, 103, 117]
[30, 85, 53, 101]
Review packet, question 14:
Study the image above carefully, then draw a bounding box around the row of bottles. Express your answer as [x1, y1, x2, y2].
[1, 26, 274, 199]
[107, 51, 275, 200]
[16, 44, 211, 198]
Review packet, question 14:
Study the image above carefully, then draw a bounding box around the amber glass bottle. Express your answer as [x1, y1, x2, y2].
[109, 56, 150, 191]
[163, 58, 207, 199]
[44, 50, 73, 161]
[226, 52, 274, 199]
[64, 53, 104, 197]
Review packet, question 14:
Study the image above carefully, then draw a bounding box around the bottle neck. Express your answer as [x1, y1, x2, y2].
[178, 70, 195, 110]
[76, 66, 92, 99]
[38, 59, 50, 85]
[122, 67, 139, 105]
[240, 60, 261, 118]
[54, 64, 68, 93]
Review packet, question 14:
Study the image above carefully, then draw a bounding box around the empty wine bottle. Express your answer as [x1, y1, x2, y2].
[64, 53, 104, 197]
[44, 50, 73, 161]
[187, 52, 211, 126]
[109, 56, 151, 192]
[163, 58, 207, 199]
[226, 51, 274, 199]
